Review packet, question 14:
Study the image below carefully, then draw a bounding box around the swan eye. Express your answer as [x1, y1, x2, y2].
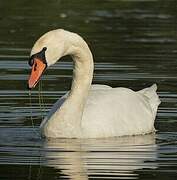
[43, 47, 47, 51]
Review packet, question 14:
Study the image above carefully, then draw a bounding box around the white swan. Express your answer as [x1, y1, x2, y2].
[28, 29, 161, 138]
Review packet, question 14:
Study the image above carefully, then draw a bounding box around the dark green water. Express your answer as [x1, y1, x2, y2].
[0, 0, 177, 179]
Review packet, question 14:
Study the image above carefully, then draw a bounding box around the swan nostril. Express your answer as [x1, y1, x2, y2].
[34, 63, 37, 71]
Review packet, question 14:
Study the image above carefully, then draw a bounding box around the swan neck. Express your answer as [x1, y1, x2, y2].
[70, 47, 94, 98]
[42, 34, 94, 138]
[58, 40, 94, 137]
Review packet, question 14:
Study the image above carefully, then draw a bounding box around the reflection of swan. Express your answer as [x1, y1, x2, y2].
[28, 29, 161, 138]
[43, 134, 157, 179]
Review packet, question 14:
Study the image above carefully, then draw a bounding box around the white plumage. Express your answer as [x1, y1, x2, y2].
[30, 29, 161, 138]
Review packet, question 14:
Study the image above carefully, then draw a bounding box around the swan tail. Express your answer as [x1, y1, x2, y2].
[138, 84, 161, 118]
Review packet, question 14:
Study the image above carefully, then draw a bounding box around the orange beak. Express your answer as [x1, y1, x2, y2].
[28, 58, 46, 89]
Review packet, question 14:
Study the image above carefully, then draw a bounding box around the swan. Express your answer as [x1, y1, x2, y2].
[28, 29, 161, 138]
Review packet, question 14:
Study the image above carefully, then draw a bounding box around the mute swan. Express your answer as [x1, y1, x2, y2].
[28, 29, 161, 138]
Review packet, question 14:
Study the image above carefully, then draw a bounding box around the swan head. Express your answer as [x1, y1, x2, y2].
[28, 29, 74, 89]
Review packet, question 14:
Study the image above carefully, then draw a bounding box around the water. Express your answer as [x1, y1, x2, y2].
[0, 0, 177, 179]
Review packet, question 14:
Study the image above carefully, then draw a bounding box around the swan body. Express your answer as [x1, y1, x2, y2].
[29, 29, 161, 138]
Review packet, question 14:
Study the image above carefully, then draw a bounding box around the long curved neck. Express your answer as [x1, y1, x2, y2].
[69, 43, 94, 105]
[47, 37, 94, 137]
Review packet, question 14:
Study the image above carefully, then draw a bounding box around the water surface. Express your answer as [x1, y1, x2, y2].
[0, 0, 177, 179]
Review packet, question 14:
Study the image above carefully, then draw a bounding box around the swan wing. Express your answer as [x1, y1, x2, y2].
[40, 92, 68, 128]
[81, 85, 160, 138]
[91, 84, 112, 90]
[138, 84, 161, 118]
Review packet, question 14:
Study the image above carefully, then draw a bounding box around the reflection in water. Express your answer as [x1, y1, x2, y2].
[44, 134, 157, 179]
